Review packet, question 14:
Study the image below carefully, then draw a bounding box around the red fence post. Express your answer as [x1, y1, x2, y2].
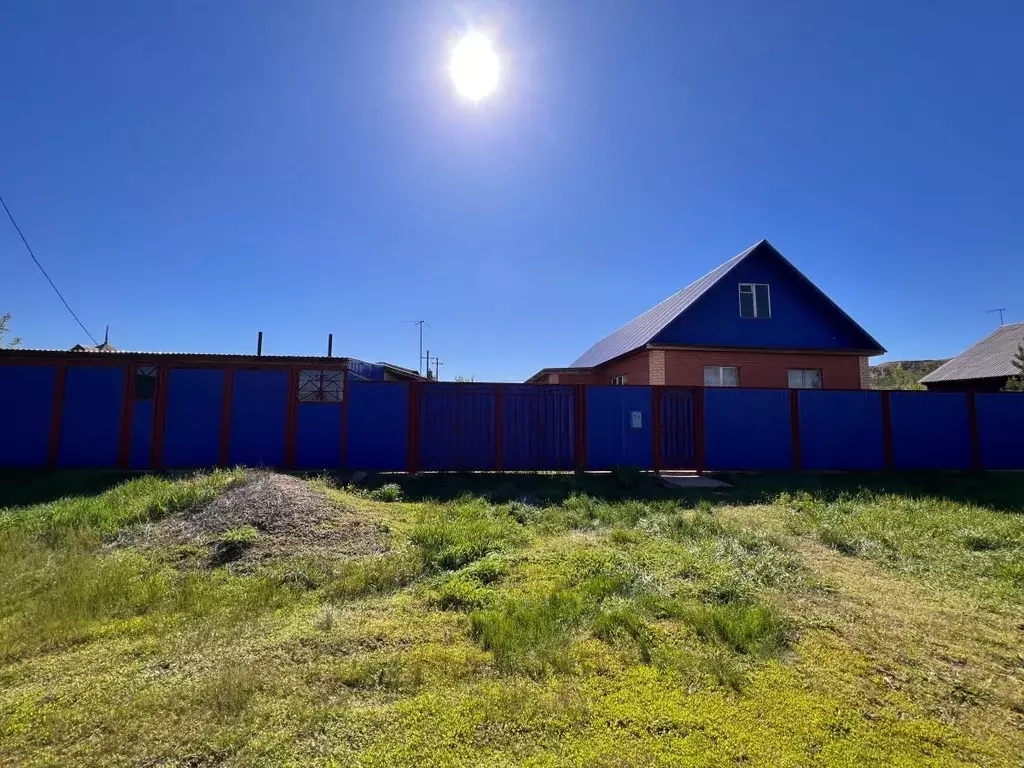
[151, 365, 170, 468]
[880, 390, 894, 470]
[494, 384, 504, 472]
[48, 363, 67, 468]
[118, 363, 136, 469]
[967, 391, 982, 470]
[694, 387, 706, 473]
[651, 386, 662, 474]
[218, 365, 235, 468]
[789, 389, 802, 471]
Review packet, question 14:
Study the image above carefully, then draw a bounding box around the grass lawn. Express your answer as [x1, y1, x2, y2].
[1, 469, 1022, 767]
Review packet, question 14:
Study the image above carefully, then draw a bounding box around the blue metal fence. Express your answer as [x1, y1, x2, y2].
[799, 390, 884, 470]
[3, 358, 1024, 473]
[705, 388, 793, 470]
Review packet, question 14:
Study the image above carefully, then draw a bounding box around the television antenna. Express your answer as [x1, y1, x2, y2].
[986, 308, 1007, 326]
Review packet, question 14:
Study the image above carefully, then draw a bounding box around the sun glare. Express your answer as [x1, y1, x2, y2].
[449, 31, 499, 102]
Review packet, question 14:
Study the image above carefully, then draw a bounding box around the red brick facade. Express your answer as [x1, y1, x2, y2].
[534, 347, 865, 389]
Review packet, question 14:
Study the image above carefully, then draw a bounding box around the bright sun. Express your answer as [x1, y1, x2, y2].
[449, 31, 499, 101]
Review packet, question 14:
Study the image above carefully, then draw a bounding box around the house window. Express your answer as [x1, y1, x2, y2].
[788, 369, 823, 389]
[134, 366, 157, 400]
[739, 283, 771, 319]
[298, 370, 343, 402]
[611, 374, 628, 386]
[704, 366, 738, 387]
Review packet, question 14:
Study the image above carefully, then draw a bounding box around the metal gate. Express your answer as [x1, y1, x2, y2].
[659, 388, 696, 469]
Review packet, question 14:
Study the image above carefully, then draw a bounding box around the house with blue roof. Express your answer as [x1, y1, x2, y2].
[526, 240, 885, 389]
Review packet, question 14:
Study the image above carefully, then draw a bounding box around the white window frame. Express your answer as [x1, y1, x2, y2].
[611, 374, 628, 386]
[704, 366, 739, 387]
[738, 283, 771, 319]
[787, 369, 823, 389]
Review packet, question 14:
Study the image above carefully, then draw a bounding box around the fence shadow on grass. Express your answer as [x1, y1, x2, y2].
[0, 471, 141, 509]
[358, 470, 1024, 515]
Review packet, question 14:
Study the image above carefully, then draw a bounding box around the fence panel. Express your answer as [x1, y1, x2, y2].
[890, 392, 972, 469]
[421, 384, 495, 471]
[586, 386, 653, 470]
[296, 403, 342, 469]
[660, 388, 695, 468]
[348, 382, 408, 471]
[0, 365, 55, 467]
[162, 368, 224, 468]
[705, 388, 792, 470]
[130, 400, 155, 468]
[58, 366, 125, 468]
[228, 370, 288, 467]
[501, 385, 575, 470]
[977, 393, 1024, 469]
[799, 390, 884, 470]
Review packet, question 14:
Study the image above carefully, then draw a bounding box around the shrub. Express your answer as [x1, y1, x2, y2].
[369, 483, 403, 503]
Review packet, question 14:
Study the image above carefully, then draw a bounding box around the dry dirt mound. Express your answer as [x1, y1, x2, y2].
[132, 472, 388, 566]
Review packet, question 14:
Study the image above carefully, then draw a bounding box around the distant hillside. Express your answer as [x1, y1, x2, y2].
[869, 360, 948, 390]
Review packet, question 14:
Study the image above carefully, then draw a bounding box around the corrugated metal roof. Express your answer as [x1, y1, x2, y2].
[570, 242, 761, 368]
[920, 322, 1024, 383]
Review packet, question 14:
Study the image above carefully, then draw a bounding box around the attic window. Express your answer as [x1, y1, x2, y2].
[611, 374, 628, 386]
[298, 370, 343, 403]
[739, 283, 771, 319]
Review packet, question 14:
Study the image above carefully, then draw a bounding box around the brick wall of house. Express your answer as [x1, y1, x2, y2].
[537, 348, 864, 389]
[859, 356, 871, 389]
[659, 348, 864, 389]
[601, 350, 650, 386]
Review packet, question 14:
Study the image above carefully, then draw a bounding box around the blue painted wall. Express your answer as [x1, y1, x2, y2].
[420, 384, 494, 471]
[163, 368, 224, 468]
[296, 403, 342, 469]
[890, 392, 972, 470]
[130, 400, 155, 469]
[705, 388, 793, 470]
[58, 366, 125, 468]
[502, 385, 574, 470]
[653, 245, 878, 351]
[0, 365, 55, 467]
[348, 382, 408, 470]
[799, 390, 884, 470]
[977, 394, 1024, 469]
[586, 386, 652, 469]
[228, 370, 288, 467]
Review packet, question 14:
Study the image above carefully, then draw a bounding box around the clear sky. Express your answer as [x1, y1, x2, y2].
[2, 0, 1022, 381]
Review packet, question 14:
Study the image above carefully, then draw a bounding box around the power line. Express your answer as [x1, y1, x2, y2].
[0, 193, 98, 345]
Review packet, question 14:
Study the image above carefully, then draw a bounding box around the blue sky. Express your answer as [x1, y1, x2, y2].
[2, 0, 1022, 381]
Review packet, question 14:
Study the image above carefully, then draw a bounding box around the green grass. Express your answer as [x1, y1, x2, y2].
[0, 470, 1022, 766]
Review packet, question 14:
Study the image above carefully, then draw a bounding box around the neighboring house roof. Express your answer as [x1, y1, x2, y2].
[569, 239, 884, 369]
[920, 322, 1024, 383]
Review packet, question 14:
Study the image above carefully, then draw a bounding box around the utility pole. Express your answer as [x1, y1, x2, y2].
[403, 320, 429, 373]
[425, 349, 433, 380]
[987, 308, 1007, 326]
[434, 357, 442, 380]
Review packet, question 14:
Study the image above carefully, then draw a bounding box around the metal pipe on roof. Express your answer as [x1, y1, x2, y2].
[257, 331, 263, 356]
[328, 334, 333, 358]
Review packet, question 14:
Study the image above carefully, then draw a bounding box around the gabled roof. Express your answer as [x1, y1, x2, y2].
[920, 321, 1024, 383]
[569, 239, 883, 368]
